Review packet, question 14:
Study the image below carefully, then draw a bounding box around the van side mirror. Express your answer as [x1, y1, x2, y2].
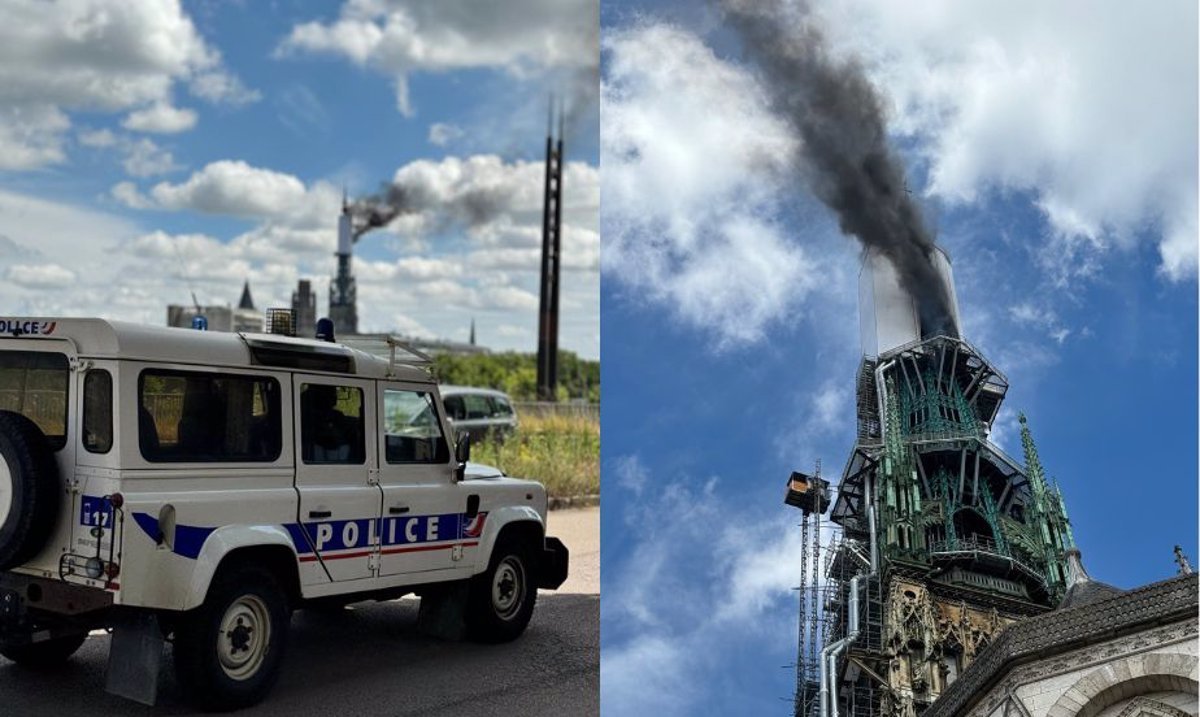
[454, 431, 471, 481]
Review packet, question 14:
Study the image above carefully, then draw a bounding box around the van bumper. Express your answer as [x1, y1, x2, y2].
[537, 537, 569, 590]
[0, 572, 112, 644]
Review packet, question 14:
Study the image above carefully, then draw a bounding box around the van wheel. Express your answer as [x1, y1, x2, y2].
[0, 633, 87, 669]
[466, 536, 537, 643]
[0, 411, 61, 569]
[173, 565, 290, 711]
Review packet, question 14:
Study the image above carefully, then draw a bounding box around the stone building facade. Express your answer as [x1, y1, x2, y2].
[924, 566, 1197, 717]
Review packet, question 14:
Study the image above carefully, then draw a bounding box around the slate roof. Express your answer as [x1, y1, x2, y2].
[1058, 548, 1126, 609]
[924, 571, 1198, 717]
[1058, 578, 1126, 608]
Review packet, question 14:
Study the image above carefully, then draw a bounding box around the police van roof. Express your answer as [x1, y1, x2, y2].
[0, 318, 430, 382]
[438, 385, 512, 399]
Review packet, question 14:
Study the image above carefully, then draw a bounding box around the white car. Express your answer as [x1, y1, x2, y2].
[0, 318, 567, 710]
[439, 385, 519, 443]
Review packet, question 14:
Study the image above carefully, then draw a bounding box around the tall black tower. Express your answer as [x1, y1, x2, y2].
[537, 104, 564, 401]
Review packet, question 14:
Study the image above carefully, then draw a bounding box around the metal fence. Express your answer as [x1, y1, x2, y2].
[514, 401, 599, 422]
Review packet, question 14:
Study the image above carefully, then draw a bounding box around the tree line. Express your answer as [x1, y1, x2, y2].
[432, 351, 599, 403]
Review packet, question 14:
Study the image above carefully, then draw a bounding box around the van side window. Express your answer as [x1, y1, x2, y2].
[139, 371, 281, 462]
[82, 369, 113, 454]
[383, 389, 449, 464]
[300, 384, 365, 465]
[0, 351, 68, 450]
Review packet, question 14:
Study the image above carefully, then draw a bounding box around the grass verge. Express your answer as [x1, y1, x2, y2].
[472, 413, 599, 499]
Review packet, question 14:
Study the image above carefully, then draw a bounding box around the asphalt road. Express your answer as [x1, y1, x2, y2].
[0, 508, 599, 717]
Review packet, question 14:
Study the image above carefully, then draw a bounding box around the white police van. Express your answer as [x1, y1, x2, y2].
[0, 317, 567, 710]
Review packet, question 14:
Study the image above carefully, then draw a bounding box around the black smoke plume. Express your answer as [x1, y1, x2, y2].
[347, 181, 513, 241]
[350, 184, 412, 239]
[721, 0, 958, 338]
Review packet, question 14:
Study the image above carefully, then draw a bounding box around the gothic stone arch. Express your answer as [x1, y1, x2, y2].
[1110, 696, 1191, 717]
[1046, 652, 1198, 717]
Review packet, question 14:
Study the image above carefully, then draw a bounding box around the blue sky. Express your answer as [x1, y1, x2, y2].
[0, 0, 599, 357]
[599, 1, 1197, 715]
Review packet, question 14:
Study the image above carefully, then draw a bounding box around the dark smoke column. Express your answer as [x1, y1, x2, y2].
[537, 109, 565, 401]
[721, 0, 957, 338]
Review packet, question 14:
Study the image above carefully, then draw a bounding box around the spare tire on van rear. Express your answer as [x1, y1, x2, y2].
[0, 411, 61, 569]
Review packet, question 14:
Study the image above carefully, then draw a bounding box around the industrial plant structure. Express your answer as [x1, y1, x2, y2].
[788, 247, 1076, 717]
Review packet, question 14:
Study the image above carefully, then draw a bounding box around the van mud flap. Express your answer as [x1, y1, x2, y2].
[538, 537, 569, 590]
[105, 610, 165, 706]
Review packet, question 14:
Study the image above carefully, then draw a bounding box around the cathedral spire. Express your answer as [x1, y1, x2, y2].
[238, 280, 255, 311]
[1064, 548, 1091, 587]
[1174, 545, 1193, 575]
[1018, 412, 1047, 502]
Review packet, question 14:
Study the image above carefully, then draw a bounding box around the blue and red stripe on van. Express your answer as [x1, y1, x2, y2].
[104, 494, 489, 563]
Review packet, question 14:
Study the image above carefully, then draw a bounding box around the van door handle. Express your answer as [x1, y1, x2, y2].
[389, 505, 410, 515]
[308, 510, 332, 519]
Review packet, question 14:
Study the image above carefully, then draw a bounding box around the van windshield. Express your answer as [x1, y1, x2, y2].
[0, 351, 69, 450]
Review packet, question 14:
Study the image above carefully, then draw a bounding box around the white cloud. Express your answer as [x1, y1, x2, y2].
[111, 181, 152, 209]
[613, 454, 648, 498]
[275, 84, 330, 136]
[80, 130, 181, 178]
[0, 190, 136, 267]
[771, 371, 857, 463]
[0, 105, 70, 170]
[121, 138, 180, 177]
[813, 0, 1197, 281]
[603, 454, 803, 715]
[121, 103, 198, 134]
[190, 71, 261, 106]
[356, 256, 463, 282]
[78, 128, 117, 148]
[427, 122, 463, 146]
[0, 0, 255, 167]
[485, 285, 538, 311]
[1008, 301, 1073, 345]
[277, 0, 597, 116]
[811, 382, 849, 434]
[135, 160, 336, 224]
[6, 263, 77, 289]
[602, 24, 817, 349]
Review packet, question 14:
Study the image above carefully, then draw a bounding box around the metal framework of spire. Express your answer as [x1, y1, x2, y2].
[791, 333, 1081, 716]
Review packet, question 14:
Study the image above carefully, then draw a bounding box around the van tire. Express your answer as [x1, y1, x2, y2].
[0, 633, 87, 668]
[465, 536, 537, 643]
[173, 565, 290, 711]
[0, 411, 61, 570]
